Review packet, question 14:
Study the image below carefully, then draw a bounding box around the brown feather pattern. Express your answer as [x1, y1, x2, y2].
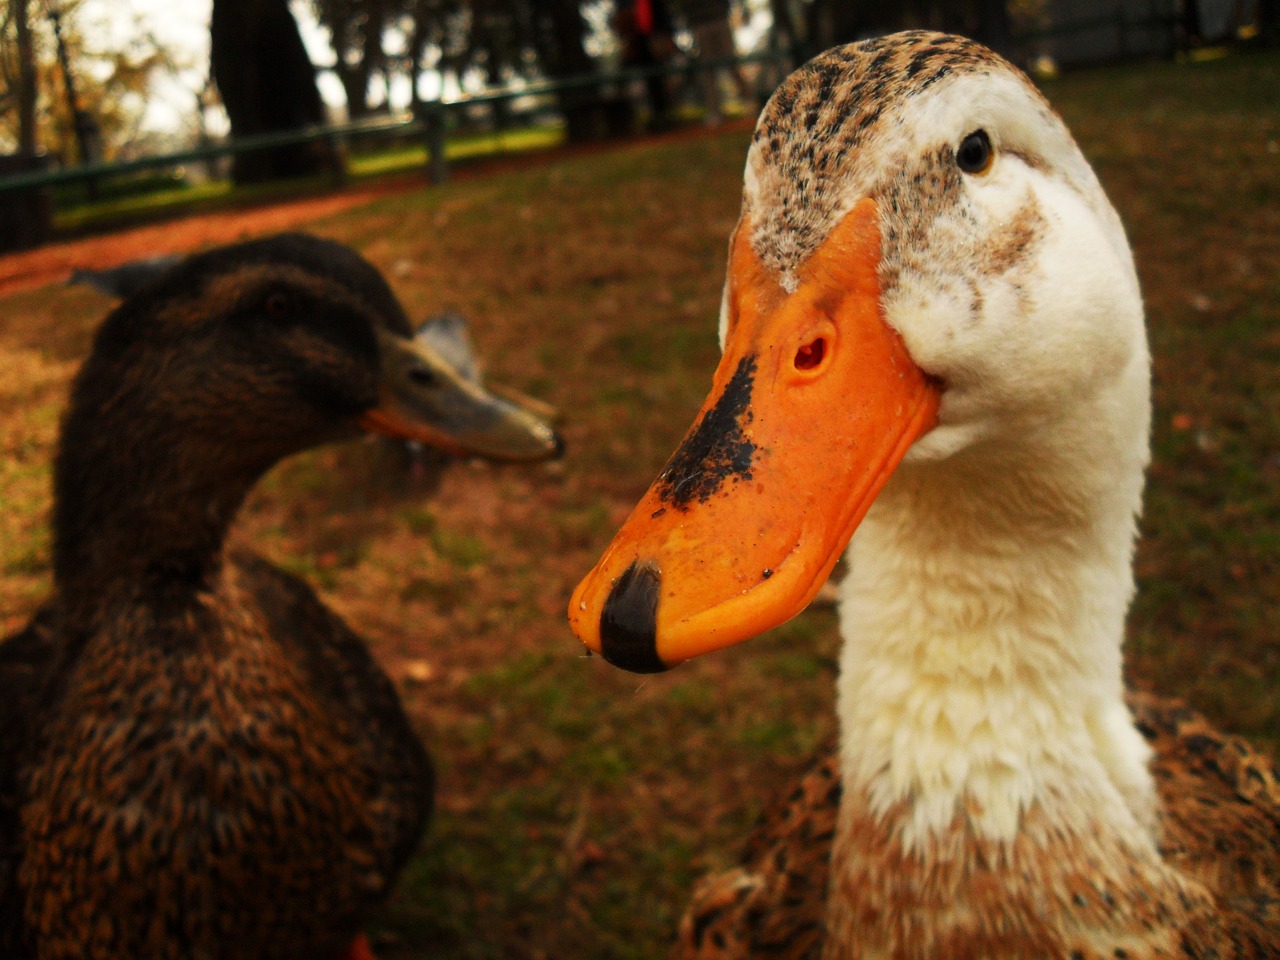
[672, 697, 1280, 959]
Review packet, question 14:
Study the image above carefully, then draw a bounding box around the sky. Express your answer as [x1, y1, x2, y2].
[77, 0, 341, 138]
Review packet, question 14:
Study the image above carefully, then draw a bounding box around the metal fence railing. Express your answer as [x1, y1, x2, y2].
[2, 7, 1264, 208]
[1014, 9, 1182, 64]
[0, 50, 789, 201]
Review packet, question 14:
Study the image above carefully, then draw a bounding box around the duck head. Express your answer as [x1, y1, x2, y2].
[569, 32, 1148, 672]
[54, 233, 562, 587]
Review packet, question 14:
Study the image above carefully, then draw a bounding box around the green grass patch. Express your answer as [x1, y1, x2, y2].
[54, 180, 233, 233]
[431, 527, 491, 569]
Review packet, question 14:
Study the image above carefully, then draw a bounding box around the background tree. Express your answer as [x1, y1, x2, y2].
[0, 0, 39, 155]
[767, 0, 804, 60]
[467, 0, 529, 87]
[211, 0, 335, 184]
[310, 0, 608, 138]
[1259, 0, 1280, 44]
[529, 0, 611, 142]
[313, 0, 398, 117]
[803, 0, 1013, 54]
[0, 0, 189, 162]
[0, 0, 44, 253]
[401, 0, 469, 111]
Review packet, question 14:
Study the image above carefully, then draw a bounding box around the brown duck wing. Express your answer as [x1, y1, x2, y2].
[1129, 691, 1280, 933]
[0, 609, 59, 761]
[232, 550, 433, 880]
[671, 751, 840, 960]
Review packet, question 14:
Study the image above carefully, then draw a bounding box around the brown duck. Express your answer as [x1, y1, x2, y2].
[1, 233, 561, 960]
[568, 32, 1280, 960]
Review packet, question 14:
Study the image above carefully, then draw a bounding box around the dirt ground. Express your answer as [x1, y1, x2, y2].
[0, 178, 419, 298]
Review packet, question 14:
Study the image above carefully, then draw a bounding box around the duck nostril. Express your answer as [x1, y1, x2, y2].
[794, 338, 826, 371]
[408, 367, 438, 387]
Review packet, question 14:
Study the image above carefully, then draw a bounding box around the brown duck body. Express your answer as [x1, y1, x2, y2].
[673, 696, 1280, 960]
[0, 233, 559, 959]
[7, 553, 431, 960]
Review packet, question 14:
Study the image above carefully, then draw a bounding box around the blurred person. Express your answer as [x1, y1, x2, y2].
[682, 0, 754, 125]
[616, 0, 678, 131]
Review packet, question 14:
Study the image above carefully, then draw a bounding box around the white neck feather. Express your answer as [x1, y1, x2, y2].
[834, 371, 1157, 853]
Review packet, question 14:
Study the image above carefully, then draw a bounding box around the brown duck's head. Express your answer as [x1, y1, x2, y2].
[61, 233, 563, 469]
[53, 233, 562, 584]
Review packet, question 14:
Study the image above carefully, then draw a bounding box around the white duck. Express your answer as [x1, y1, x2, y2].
[569, 31, 1280, 959]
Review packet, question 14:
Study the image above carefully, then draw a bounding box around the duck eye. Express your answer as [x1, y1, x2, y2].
[956, 130, 993, 175]
[265, 292, 293, 319]
[408, 366, 438, 388]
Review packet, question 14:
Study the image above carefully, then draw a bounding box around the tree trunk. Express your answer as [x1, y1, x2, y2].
[334, 59, 370, 118]
[1263, 0, 1280, 45]
[804, 0, 886, 49]
[14, 0, 38, 155]
[977, 0, 1013, 55]
[531, 0, 606, 143]
[341, 3, 388, 117]
[361, 2, 388, 114]
[1, 1, 50, 254]
[769, 0, 805, 60]
[408, 12, 427, 112]
[210, 0, 335, 184]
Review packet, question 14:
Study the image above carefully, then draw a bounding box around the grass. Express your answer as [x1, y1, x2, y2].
[1041, 50, 1280, 738]
[348, 125, 566, 179]
[53, 180, 235, 232]
[1, 46, 1278, 959]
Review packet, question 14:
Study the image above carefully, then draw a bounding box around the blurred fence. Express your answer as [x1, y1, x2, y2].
[0, 6, 1258, 253]
[1018, 7, 1183, 66]
[0, 51, 789, 251]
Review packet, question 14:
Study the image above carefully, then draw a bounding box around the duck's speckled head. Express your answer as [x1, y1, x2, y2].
[69, 234, 561, 466]
[570, 32, 1148, 672]
[740, 32, 1144, 458]
[745, 31, 1016, 284]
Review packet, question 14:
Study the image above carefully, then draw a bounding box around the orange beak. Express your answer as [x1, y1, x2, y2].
[567, 198, 940, 672]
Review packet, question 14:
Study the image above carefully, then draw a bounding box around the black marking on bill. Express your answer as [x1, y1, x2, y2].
[655, 355, 759, 510]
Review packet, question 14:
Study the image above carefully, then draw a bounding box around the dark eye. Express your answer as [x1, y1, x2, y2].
[265, 292, 293, 319]
[407, 366, 438, 388]
[956, 130, 993, 175]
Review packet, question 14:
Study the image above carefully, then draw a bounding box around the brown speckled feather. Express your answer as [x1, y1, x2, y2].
[12, 556, 432, 960]
[675, 752, 839, 960]
[671, 696, 1280, 959]
[1132, 693, 1280, 934]
[0, 609, 58, 957]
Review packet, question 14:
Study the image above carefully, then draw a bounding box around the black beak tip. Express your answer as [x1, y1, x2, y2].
[599, 560, 668, 674]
